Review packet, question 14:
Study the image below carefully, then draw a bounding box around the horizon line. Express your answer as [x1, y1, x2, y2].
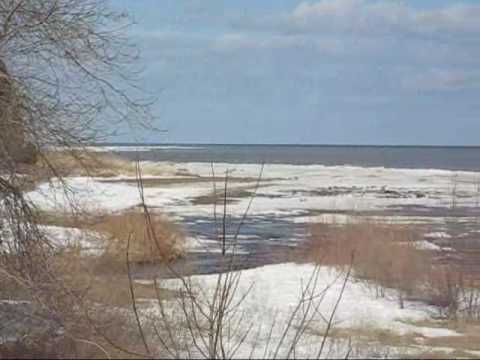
[94, 142, 480, 148]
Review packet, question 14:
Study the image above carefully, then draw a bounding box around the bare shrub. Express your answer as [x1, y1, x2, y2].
[423, 265, 463, 314]
[22, 213, 184, 358]
[422, 265, 480, 320]
[0, 0, 154, 356]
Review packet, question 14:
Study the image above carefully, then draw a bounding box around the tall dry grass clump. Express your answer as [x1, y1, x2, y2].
[306, 222, 430, 302]
[33, 150, 173, 180]
[306, 221, 480, 317]
[94, 212, 185, 266]
[31, 209, 186, 278]
[41, 210, 186, 276]
[39, 150, 136, 177]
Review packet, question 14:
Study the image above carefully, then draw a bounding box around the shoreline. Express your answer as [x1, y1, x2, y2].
[26, 158, 480, 277]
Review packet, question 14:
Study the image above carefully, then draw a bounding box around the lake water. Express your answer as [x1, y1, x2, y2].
[99, 143, 480, 171]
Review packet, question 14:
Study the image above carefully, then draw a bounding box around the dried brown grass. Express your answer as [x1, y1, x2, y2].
[39, 150, 136, 177]
[50, 250, 174, 307]
[321, 323, 480, 359]
[26, 210, 185, 306]
[0, 249, 151, 359]
[37, 150, 170, 178]
[94, 212, 185, 265]
[306, 222, 429, 296]
[35, 209, 185, 266]
[306, 221, 480, 318]
[3, 211, 187, 358]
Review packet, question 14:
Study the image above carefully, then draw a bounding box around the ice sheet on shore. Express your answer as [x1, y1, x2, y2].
[26, 176, 211, 213]
[27, 162, 480, 218]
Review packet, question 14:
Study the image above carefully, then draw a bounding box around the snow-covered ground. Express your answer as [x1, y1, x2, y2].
[139, 262, 461, 358]
[161, 263, 453, 336]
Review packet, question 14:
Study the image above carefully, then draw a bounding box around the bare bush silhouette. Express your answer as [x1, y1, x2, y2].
[0, 0, 153, 356]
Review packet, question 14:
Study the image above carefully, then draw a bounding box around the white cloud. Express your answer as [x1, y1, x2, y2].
[415, 4, 480, 33]
[132, 30, 209, 48]
[403, 69, 480, 91]
[211, 33, 263, 51]
[210, 32, 342, 54]
[288, 0, 480, 35]
[292, 0, 379, 31]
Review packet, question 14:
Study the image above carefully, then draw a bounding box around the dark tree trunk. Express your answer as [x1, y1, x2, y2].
[0, 59, 37, 165]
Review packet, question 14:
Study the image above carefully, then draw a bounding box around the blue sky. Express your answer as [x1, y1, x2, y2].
[114, 0, 480, 145]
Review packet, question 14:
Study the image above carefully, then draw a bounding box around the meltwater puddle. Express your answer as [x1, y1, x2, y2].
[132, 213, 306, 279]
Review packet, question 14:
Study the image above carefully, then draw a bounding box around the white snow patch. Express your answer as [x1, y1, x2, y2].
[414, 241, 443, 251]
[161, 263, 454, 336]
[146, 263, 461, 358]
[26, 177, 142, 212]
[0, 300, 30, 305]
[424, 232, 452, 239]
[39, 225, 106, 255]
[294, 213, 355, 224]
[413, 327, 460, 338]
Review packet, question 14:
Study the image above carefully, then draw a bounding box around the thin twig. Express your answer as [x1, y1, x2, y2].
[317, 260, 353, 359]
[126, 231, 151, 357]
